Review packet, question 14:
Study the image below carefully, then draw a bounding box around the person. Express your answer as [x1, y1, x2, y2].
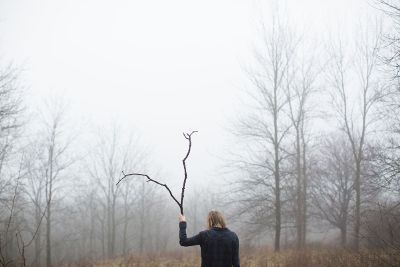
[178, 210, 240, 267]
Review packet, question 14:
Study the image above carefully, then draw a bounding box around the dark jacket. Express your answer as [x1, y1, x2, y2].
[179, 221, 240, 267]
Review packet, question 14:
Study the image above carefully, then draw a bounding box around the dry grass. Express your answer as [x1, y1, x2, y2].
[61, 247, 400, 267]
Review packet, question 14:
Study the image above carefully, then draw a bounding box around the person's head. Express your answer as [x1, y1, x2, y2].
[207, 210, 227, 229]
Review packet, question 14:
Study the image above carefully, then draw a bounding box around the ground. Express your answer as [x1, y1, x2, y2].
[60, 247, 400, 267]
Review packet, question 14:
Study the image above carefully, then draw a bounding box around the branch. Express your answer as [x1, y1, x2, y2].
[116, 172, 181, 209]
[117, 131, 198, 215]
[180, 131, 198, 214]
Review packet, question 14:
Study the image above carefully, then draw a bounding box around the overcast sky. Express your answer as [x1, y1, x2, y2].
[0, 0, 378, 192]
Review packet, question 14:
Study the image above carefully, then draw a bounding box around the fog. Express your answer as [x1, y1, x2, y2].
[0, 0, 399, 266]
[0, 0, 369, 188]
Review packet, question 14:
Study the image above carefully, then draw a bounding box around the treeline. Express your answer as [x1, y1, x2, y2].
[0, 72, 217, 265]
[229, 1, 400, 261]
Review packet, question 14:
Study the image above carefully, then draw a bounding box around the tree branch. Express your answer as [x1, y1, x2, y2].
[116, 172, 181, 209]
[116, 131, 198, 215]
[180, 130, 197, 214]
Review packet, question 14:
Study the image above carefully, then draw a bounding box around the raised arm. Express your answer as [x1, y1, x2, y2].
[178, 215, 202, 246]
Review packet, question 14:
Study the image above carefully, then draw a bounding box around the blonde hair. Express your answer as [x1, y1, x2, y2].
[207, 210, 227, 229]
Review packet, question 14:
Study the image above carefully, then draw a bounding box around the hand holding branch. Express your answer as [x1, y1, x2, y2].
[179, 214, 186, 222]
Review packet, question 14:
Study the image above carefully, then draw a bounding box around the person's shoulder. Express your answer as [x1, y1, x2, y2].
[200, 228, 218, 238]
[225, 228, 235, 234]
[198, 229, 211, 242]
[227, 229, 239, 239]
[198, 229, 210, 237]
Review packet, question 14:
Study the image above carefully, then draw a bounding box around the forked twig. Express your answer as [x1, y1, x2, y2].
[116, 131, 198, 215]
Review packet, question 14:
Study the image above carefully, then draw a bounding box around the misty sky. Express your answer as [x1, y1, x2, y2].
[0, 0, 376, 191]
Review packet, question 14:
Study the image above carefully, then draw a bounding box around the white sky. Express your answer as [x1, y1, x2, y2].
[0, 0, 378, 191]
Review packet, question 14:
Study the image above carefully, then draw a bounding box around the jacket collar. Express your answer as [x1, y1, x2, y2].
[211, 227, 228, 231]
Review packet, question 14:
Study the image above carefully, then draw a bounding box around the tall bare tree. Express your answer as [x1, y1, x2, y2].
[286, 43, 319, 248]
[0, 63, 23, 204]
[119, 177, 137, 255]
[87, 125, 147, 258]
[0, 62, 25, 266]
[35, 98, 75, 267]
[377, 0, 400, 82]
[23, 141, 47, 267]
[233, 17, 297, 251]
[326, 23, 386, 250]
[377, 0, 400, 207]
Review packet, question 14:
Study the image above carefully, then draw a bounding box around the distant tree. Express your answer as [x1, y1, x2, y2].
[87, 125, 147, 258]
[378, 0, 400, 82]
[0, 62, 25, 266]
[232, 16, 297, 251]
[376, 0, 400, 224]
[34, 98, 75, 267]
[326, 23, 386, 250]
[0, 157, 24, 266]
[23, 140, 47, 267]
[285, 40, 320, 248]
[311, 134, 354, 247]
[119, 175, 137, 255]
[362, 200, 400, 265]
[0, 63, 23, 202]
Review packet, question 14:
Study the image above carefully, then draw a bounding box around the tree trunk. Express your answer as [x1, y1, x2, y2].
[139, 181, 145, 253]
[107, 200, 112, 258]
[111, 198, 116, 257]
[295, 127, 302, 248]
[274, 178, 281, 252]
[274, 130, 281, 251]
[301, 130, 307, 247]
[89, 206, 94, 260]
[34, 206, 41, 267]
[354, 161, 361, 250]
[46, 203, 51, 267]
[123, 209, 128, 255]
[273, 82, 281, 252]
[101, 215, 105, 260]
[340, 224, 347, 247]
[46, 143, 54, 267]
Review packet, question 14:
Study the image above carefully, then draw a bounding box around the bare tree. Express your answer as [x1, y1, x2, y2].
[232, 16, 297, 251]
[34, 98, 75, 267]
[119, 177, 137, 255]
[377, 0, 400, 82]
[362, 201, 400, 265]
[0, 158, 23, 267]
[0, 62, 25, 267]
[22, 141, 47, 267]
[311, 134, 354, 247]
[285, 42, 319, 248]
[87, 125, 147, 258]
[87, 127, 119, 259]
[135, 178, 160, 253]
[326, 23, 386, 250]
[0, 149, 48, 267]
[0, 64, 22, 175]
[0, 63, 23, 208]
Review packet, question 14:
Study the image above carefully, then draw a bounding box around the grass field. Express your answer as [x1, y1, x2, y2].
[62, 247, 400, 267]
